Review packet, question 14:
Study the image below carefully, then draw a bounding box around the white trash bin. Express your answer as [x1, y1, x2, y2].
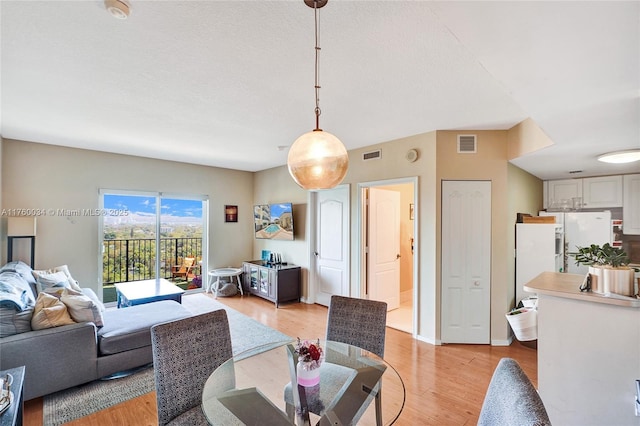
[505, 307, 537, 341]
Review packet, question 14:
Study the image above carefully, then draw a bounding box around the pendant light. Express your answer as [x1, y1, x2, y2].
[287, 0, 349, 190]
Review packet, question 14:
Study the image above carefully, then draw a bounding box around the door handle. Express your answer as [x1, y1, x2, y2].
[396, 254, 401, 259]
[314, 251, 319, 257]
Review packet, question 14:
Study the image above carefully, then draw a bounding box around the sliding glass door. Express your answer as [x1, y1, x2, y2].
[100, 190, 208, 303]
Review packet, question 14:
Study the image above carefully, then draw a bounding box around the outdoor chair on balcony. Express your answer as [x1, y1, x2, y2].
[171, 257, 196, 281]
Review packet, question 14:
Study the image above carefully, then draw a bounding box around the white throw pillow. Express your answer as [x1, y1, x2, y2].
[33, 271, 69, 293]
[32, 265, 83, 292]
[60, 288, 104, 327]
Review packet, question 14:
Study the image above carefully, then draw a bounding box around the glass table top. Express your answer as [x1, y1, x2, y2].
[202, 340, 405, 425]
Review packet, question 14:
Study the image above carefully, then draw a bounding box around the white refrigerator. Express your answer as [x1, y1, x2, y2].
[515, 223, 564, 303]
[539, 211, 612, 274]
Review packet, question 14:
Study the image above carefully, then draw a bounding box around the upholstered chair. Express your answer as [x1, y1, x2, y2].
[151, 309, 233, 426]
[478, 357, 551, 426]
[284, 295, 388, 424]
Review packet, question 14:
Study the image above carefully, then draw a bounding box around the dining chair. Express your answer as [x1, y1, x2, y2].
[478, 357, 551, 426]
[284, 295, 388, 425]
[151, 309, 233, 426]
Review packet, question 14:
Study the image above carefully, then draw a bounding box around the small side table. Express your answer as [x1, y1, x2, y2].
[208, 268, 243, 297]
[0, 366, 24, 426]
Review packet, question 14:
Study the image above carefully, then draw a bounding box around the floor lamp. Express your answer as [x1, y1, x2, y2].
[7, 217, 36, 267]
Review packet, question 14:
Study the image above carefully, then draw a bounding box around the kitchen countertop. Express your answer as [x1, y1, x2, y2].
[523, 271, 640, 308]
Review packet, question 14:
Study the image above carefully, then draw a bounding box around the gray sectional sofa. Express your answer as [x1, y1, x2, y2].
[0, 261, 192, 400]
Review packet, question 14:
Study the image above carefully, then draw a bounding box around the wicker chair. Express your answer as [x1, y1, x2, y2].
[151, 309, 233, 426]
[478, 358, 551, 426]
[284, 295, 388, 424]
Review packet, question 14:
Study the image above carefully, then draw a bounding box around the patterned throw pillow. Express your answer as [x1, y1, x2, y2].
[33, 271, 69, 293]
[31, 292, 76, 330]
[32, 265, 83, 293]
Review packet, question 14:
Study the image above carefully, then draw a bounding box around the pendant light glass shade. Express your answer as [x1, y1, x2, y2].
[288, 129, 349, 190]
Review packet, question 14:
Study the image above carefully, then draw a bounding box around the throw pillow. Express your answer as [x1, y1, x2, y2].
[33, 271, 69, 293]
[32, 265, 83, 293]
[31, 292, 75, 330]
[81, 288, 106, 313]
[60, 288, 104, 327]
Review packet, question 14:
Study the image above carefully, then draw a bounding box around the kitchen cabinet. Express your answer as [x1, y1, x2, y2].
[582, 175, 623, 208]
[546, 179, 582, 209]
[623, 174, 640, 235]
[242, 260, 300, 307]
[545, 175, 623, 209]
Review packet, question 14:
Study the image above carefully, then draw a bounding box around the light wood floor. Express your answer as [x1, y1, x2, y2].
[24, 293, 537, 426]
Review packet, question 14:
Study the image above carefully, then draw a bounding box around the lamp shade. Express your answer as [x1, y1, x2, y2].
[288, 129, 349, 190]
[8, 217, 37, 236]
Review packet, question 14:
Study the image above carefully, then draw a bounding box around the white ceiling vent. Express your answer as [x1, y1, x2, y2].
[362, 149, 382, 161]
[457, 135, 477, 153]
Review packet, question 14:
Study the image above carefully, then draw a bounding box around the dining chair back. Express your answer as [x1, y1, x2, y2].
[151, 309, 233, 426]
[478, 357, 551, 426]
[326, 295, 387, 358]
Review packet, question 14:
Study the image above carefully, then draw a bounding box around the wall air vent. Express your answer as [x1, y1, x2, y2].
[457, 135, 477, 153]
[362, 149, 382, 161]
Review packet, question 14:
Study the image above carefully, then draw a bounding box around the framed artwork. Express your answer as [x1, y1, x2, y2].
[410, 203, 414, 220]
[225, 205, 238, 222]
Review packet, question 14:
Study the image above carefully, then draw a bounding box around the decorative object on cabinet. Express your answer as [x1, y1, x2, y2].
[224, 205, 238, 223]
[242, 261, 300, 307]
[7, 217, 36, 268]
[569, 243, 639, 296]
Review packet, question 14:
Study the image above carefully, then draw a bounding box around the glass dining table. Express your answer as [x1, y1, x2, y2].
[201, 340, 405, 425]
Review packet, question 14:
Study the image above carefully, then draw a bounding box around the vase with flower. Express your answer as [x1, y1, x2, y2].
[295, 338, 323, 387]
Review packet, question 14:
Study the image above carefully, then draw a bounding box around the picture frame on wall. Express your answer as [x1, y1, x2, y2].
[225, 205, 238, 222]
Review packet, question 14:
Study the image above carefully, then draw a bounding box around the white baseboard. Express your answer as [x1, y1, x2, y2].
[491, 336, 514, 346]
[415, 334, 440, 346]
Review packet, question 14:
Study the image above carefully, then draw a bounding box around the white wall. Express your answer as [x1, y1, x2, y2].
[1, 139, 255, 297]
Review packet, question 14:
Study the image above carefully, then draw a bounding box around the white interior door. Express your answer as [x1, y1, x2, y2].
[441, 180, 491, 344]
[314, 186, 350, 307]
[368, 187, 400, 310]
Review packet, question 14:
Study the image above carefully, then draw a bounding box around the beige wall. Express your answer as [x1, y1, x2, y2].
[507, 117, 554, 159]
[436, 130, 511, 344]
[251, 166, 311, 299]
[2, 126, 542, 345]
[1, 139, 255, 297]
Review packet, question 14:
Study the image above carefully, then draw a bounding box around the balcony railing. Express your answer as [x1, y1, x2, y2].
[102, 237, 202, 285]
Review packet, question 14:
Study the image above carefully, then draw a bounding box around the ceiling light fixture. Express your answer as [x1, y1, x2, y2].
[287, 0, 348, 190]
[105, 0, 131, 20]
[597, 149, 640, 164]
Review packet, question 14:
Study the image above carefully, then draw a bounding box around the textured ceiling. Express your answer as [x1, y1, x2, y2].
[1, 1, 639, 179]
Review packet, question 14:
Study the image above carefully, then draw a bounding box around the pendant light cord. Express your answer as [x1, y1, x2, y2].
[314, 0, 322, 131]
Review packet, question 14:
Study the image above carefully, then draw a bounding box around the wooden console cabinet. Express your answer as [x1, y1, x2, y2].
[242, 261, 300, 307]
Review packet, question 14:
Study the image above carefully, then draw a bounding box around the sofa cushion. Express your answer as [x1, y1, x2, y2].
[98, 301, 191, 356]
[61, 288, 104, 327]
[0, 305, 34, 337]
[31, 292, 76, 330]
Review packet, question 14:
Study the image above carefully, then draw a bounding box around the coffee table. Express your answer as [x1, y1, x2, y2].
[114, 279, 185, 308]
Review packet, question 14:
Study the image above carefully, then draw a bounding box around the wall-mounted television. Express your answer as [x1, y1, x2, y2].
[254, 203, 294, 241]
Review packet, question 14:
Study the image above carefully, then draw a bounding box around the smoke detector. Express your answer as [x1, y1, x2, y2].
[105, 0, 131, 19]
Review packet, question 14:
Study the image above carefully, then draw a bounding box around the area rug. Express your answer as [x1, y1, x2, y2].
[43, 293, 291, 426]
